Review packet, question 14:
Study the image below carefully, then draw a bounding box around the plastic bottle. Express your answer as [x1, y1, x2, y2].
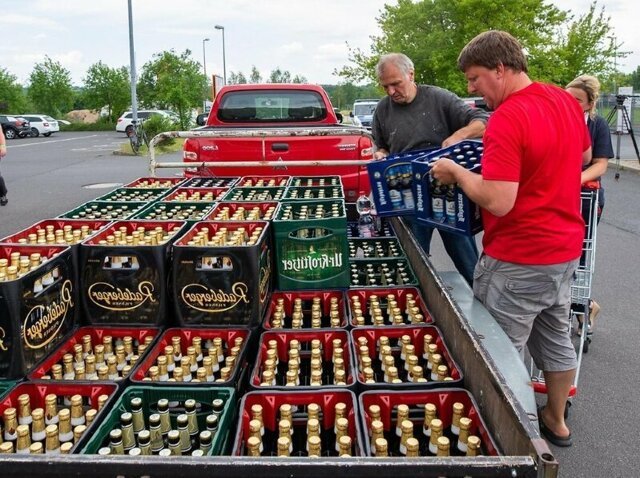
[356, 192, 375, 238]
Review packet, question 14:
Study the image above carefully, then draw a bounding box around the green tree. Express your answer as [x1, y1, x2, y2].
[27, 56, 74, 116]
[82, 62, 130, 122]
[228, 71, 247, 84]
[269, 68, 292, 83]
[292, 74, 308, 83]
[0, 68, 28, 113]
[249, 66, 262, 83]
[629, 66, 640, 91]
[137, 49, 204, 129]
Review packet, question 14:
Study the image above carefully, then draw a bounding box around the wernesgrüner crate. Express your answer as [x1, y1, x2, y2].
[238, 176, 291, 188]
[181, 177, 239, 188]
[129, 328, 252, 390]
[172, 221, 272, 327]
[58, 201, 148, 220]
[283, 185, 344, 201]
[350, 325, 462, 390]
[289, 176, 343, 188]
[347, 286, 433, 327]
[123, 177, 186, 189]
[80, 385, 236, 456]
[133, 201, 217, 222]
[0, 381, 118, 453]
[367, 148, 436, 217]
[262, 290, 348, 330]
[162, 187, 228, 203]
[223, 186, 287, 202]
[28, 326, 160, 383]
[205, 201, 279, 221]
[413, 140, 484, 236]
[80, 220, 187, 326]
[0, 244, 77, 379]
[273, 199, 349, 290]
[348, 258, 417, 288]
[249, 330, 355, 390]
[232, 388, 364, 457]
[348, 237, 404, 260]
[94, 187, 169, 203]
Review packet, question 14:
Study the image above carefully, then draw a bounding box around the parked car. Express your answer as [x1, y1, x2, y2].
[0, 115, 31, 139]
[115, 110, 178, 135]
[21, 114, 60, 137]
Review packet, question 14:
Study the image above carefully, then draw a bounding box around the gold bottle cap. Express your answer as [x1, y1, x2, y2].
[374, 437, 388, 456]
[276, 436, 290, 456]
[0, 442, 14, 454]
[406, 437, 420, 457]
[97, 394, 109, 410]
[29, 442, 44, 454]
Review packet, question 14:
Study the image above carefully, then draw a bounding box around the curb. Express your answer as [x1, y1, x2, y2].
[608, 159, 640, 175]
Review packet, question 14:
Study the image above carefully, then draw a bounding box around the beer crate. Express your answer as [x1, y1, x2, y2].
[289, 176, 343, 188]
[0, 381, 119, 453]
[181, 177, 239, 188]
[358, 388, 500, 457]
[347, 287, 433, 327]
[413, 140, 484, 236]
[249, 330, 355, 390]
[132, 201, 217, 222]
[348, 237, 405, 260]
[79, 220, 187, 326]
[367, 148, 436, 217]
[238, 175, 291, 188]
[223, 186, 287, 202]
[348, 258, 418, 288]
[162, 187, 229, 203]
[94, 187, 169, 203]
[262, 290, 348, 330]
[28, 326, 160, 383]
[129, 328, 252, 390]
[0, 244, 77, 379]
[123, 177, 186, 189]
[273, 199, 349, 290]
[0, 379, 19, 400]
[346, 220, 396, 238]
[350, 325, 462, 390]
[232, 389, 365, 457]
[58, 201, 148, 220]
[172, 221, 272, 328]
[205, 201, 279, 222]
[80, 385, 236, 455]
[283, 185, 344, 201]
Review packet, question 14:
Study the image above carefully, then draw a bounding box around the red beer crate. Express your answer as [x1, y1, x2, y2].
[347, 287, 433, 327]
[0, 219, 112, 246]
[232, 388, 364, 457]
[123, 177, 186, 189]
[205, 201, 279, 222]
[28, 326, 160, 383]
[350, 325, 462, 390]
[162, 187, 229, 203]
[262, 290, 348, 330]
[249, 330, 355, 390]
[358, 388, 500, 457]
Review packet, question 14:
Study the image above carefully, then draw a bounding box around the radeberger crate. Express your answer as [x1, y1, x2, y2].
[172, 221, 272, 328]
[223, 186, 287, 202]
[349, 258, 418, 288]
[94, 187, 169, 203]
[132, 201, 217, 222]
[289, 176, 343, 188]
[273, 199, 349, 290]
[58, 201, 148, 220]
[205, 201, 279, 222]
[238, 175, 291, 188]
[348, 237, 404, 260]
[347, 286, 433, 327]
[262, 290, 348, 330]
[0, 244, 77, 379]
[123, 177, 186, 189]
[162, 187, 228, 203]
[79, 220, 186, 326]
[182, 177, 239, 188]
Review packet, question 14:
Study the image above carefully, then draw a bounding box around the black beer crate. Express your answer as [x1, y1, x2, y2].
[413, 140, 484, 236]
[348, 258, 418, 288]
[80, 385, 236, 455]
[0, 244, 77, 379]
[204, 201, 279, 222]
[172, 221, 272, 328]
[28, 326, 160, 383]
[132, 201, 217, 222]
[58, 201, 148, 220]
[262, 290, 348, 330]
[273, 199, 349, 290]
[181, 177, 239, 188]
[289, 176, 343, 188]
[348, 237, 405, 260]
[346, 220, 396, 238]
[162, 187, 229, 203]
[249, 329, 355, 390]
[350, 325, 462, 390]
[232, 388, 364, 456]
[123, 177, 186, 189]
[223, 186, 287, 202]
[237, 175, 291, 188]
[79, 220, 187, 326]
[0, 381, 119, 453]
[130, 328, 252, 390]
[347, 286, 433, 327]
[283, 185, 344, 201]
[358, 388, 500, 457]
[94, 187, 169, 203]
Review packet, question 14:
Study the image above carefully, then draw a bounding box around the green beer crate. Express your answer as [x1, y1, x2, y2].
[283, 185, 344, 201]
[94, 187, 169, 203]
[132, 201, 217, 222]
[58, 201, 149, 220]
[273, 199, 349, 290]
[80, 385, 236, 455]
[289, 175, 343, 188]
[223, 186, 287, 202]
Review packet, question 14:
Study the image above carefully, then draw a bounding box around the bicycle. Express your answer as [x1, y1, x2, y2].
[127, 119, 149, 155]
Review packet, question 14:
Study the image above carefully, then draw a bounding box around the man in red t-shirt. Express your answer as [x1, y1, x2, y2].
[431, 31, 591, 448]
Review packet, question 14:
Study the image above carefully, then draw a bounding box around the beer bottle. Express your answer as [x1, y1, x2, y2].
[17, 394, 33, 426]
[15, 424, 31, 454]
[466, 435, 481, 456]
[436, 436, 450, 456]
[450, 402, 465, 437]
[248, 420, 264, 453]
[307, 434, 322, 457]
[58, 409, 73, 444]
[430, 177, 445, 221]
[334, 402, 347, 434]
[246, 436, 262, 456]
[29, 442, 44, 454]
[176, 414, 192, 454]
[445, 184, 457, 225]
[167, 430, 182, 456]
[206, 414, 219, 435]
[406, 437, 420, 457]
[120, 412, 136, 452]
[130, 397, 145, 435]
[108, 428, 124, 455]
[199, 430, 212, 454]
[0, 442, 13, 454]
[337, 435, 352, 457]
[370, 420, 384, 455]
[85, 408, 97, 427]
[428, 418, 443, 455]
[457, 417, 472, 454]
[73, 425, 86, 444]
[157, 399, 171, 437]
[70, 395, 85, 427]
[148, 413, 164, 454]
[306, 418, 320, 453]
[137, 429, 152, 455]
[395, 404, 409, 437]
[184, 399, 199, 437]
[374, 437, 388, 457]
[278, 420, 293, 454]
[31, 408, 46, 443]
[334, 418, 349, 453]
[3, 407, 18, 442]
[277, 436, 291, 457]
[398, 419, 414, 456]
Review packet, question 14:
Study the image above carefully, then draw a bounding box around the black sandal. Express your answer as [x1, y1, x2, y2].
[538, 407, 572, 447]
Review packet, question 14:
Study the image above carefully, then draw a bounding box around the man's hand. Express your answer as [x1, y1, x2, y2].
[442, 132, 465, 148]
[430, 158, 461, 185]
[374, 149, 389, 160]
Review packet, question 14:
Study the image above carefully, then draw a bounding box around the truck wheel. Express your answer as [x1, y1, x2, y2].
[30, 127, 40, 137]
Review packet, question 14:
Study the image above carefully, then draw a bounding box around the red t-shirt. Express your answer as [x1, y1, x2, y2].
[481, 82, 590, 264]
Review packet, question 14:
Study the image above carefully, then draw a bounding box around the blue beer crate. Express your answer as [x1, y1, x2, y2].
[413, 140, 483, 236]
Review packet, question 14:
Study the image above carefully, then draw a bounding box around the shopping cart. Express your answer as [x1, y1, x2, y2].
[531, 185, 600, 417]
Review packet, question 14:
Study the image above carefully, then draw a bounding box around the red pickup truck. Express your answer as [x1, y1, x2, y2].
[183, 83, 374, 200]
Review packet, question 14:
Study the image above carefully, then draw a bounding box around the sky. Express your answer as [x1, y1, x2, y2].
[0, 0, 637, 88]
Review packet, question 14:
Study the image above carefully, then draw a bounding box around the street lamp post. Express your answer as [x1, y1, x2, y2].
[215, 24, 226, 85]
[202, 37, 210, 112]
[127, 0, 138, 124]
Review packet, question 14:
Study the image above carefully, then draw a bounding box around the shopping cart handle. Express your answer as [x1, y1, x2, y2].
[581, 180, 600, 190]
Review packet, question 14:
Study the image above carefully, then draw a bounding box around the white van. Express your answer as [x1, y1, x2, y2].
[350, 99, 379, 129]
[21, 114, 60, 137]
[115, 110, 178, 135]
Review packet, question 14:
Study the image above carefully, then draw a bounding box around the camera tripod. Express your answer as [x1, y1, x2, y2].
[606, 95, 640, 180]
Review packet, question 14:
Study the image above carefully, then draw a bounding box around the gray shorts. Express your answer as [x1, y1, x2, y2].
[473, 254, 579, 372]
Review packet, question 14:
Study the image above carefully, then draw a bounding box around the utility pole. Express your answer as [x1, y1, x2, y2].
[127, 0, 138, 123]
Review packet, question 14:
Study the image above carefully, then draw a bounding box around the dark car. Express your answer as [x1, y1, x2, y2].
[0, 115, 31, 139]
